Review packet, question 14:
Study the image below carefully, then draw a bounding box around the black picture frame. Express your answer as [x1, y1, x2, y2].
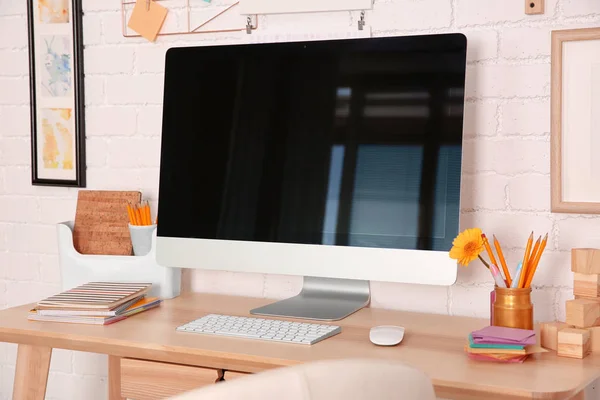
[27, 0, 86, 187]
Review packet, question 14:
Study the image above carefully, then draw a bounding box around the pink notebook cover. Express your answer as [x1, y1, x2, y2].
[471, 326, 536, 345]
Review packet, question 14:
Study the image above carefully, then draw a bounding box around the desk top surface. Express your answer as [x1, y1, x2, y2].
[0, 293, 598, 399]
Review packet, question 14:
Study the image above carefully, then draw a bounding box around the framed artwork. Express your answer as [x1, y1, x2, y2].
[27, 0, 86, 187]
[551, 28, 600, 213]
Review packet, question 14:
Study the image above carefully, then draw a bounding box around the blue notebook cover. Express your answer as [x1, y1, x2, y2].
[468, 334, 525, 350]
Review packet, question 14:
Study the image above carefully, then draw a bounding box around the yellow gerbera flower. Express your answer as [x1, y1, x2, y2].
[449, 228, 484, 266]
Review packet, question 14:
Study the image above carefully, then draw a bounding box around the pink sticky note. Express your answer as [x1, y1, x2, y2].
[471, 326, 536, 345]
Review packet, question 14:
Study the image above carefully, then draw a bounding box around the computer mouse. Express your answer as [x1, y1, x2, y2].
[369, 325, 405, 346]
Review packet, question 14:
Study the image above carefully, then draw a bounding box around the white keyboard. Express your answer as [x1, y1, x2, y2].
[176, 314, 341, 345]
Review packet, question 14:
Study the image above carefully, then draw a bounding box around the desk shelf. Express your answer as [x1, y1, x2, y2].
[57, 221, 181, 299]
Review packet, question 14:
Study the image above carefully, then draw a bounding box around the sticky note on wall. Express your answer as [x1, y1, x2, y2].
[127, 0, 168, 42]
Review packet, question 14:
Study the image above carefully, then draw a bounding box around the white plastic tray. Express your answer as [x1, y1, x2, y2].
[57, 221, 181, 299]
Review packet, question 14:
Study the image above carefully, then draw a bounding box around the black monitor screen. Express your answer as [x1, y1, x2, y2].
[158, 34, 467, 251]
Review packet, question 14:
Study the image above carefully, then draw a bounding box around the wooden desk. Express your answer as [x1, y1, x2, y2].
[1, 293, 599, 400]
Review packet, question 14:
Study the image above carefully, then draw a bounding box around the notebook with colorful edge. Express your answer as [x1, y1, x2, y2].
[36, 282, 152, 310]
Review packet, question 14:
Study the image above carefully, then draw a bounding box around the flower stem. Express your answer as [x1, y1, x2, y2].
[478, 255, 490, 269]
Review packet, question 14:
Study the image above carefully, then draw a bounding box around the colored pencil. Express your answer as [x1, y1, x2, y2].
[518, 232, 534, 288]
[511, 262, 523, 288]
[493, 235, 512, 287]
[490, 264, 507, 288]
[481, 234, 503, 284]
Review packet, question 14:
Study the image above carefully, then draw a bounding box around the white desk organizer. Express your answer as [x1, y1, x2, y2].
[57, 222, 181, 299]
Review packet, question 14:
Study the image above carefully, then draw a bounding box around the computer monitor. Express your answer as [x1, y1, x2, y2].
[157, 34, 467, 320]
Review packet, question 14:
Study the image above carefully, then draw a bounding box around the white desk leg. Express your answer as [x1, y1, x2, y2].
[12, 344, 52, 400]
[109, 356, 125, 400]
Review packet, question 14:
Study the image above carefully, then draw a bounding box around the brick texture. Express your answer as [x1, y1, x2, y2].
[2, 1, 600, 399]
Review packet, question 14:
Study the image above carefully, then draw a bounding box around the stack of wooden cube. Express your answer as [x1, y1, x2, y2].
[541, 248, 600, 359]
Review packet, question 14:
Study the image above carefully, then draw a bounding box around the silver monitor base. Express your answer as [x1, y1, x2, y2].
[250, 277, 370, 321]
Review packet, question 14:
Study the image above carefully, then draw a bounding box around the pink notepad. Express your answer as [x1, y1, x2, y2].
[471, 326, 536, 345]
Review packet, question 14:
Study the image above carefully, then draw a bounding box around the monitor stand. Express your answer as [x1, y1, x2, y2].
[250, 276, 370, 321]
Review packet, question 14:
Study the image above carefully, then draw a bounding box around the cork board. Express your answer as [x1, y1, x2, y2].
[73, 190, 142, 255]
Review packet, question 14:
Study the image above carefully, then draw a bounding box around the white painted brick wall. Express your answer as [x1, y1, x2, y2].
[2, 1, 600, 398]
[463, 102, 498, 137]
[0, 106, 30, 137]
[84, 47, 135, 75]
[86, 106, 137, 136]
[500, 27, 551, 59]
[463, 138, 550, 175]
[508, 174, 551, 211]
[501, 101, 551, 136]
[464, 30, 498, 62]
[465, 64, 550, 98]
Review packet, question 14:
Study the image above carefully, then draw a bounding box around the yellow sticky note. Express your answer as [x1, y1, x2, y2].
[127, 0, 168, 42]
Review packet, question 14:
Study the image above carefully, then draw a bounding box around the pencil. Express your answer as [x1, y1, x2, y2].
[525, 233, 548, 288]
[131, 205, 137, 226]
[525, 236, 541, 285]
[142, 203, 149, 226]
[130, 206, 136, 225]
[493, 235, 512, 287]
[145, 202, 152, 225]
[518, 232, 534, 288]
[139, 203, 146, 225]
[136, 205, 143, 226]
[482, 234, 504, 285]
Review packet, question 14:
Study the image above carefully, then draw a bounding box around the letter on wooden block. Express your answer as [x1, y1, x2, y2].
[540, 321, 571, 350]
[572, 248, 600, 274]
[574, 272, 600, 298]
[566, 299, 600, 328]
[557, 328, 591, 359]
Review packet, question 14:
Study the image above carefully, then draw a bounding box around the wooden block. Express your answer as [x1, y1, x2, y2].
[525, 0, 544, 15]
[557, 328, 591, 359]
[589, 326, 600, 353]
[540, 321, 571, 350]
[574, 272, 600, 298]
[566, 299, 600, 328]
[575, 295, 600, 301]
[572, 248, 600, 274]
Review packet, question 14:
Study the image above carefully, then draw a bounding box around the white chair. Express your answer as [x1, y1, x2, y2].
[169, 359, 436, 400]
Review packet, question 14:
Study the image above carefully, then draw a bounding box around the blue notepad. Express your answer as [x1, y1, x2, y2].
[468, 334, 525, 350]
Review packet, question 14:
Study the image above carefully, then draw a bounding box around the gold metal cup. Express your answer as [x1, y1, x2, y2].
[492, 287, 533, 330]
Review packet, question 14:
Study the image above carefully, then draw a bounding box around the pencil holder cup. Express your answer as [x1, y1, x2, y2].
[129, 224, 157, 256]
[492, 287, 533, 330]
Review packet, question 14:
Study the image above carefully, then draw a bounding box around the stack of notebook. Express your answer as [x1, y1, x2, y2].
[28, 282, 161, 325]
[465, 326, 538, 363]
